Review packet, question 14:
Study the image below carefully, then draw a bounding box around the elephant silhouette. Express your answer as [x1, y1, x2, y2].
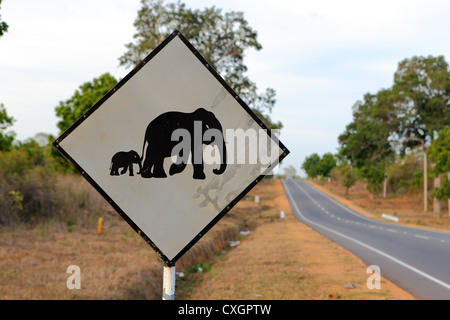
[140, 108, 227, 180]
[110, 150, 142, 176]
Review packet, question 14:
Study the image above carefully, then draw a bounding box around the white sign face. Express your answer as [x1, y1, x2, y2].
[53, 31, 289, 265]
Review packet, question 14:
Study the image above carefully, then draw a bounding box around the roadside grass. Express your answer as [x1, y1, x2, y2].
[0, 178, 416, 300]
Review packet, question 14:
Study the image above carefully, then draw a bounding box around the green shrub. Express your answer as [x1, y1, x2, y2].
[0, 145, 108, 227]
[387, 154, 422, 194]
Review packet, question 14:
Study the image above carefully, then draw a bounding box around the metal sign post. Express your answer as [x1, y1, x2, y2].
[162, 263, 176, 300]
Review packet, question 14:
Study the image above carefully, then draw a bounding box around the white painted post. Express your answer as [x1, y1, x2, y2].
[162, 264, 176, 300]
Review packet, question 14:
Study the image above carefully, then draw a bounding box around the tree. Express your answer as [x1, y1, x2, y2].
[338, 55, 450, 203]
[339, 91, 396, 167]
[0, 0, 8, 38]
[317, 152, 336, 179]
[302, 153, 337, 181]
[393, 55, 450, 145]
[357, 165, 385, 198]
[55, 73, 118, 134]
[393, 55, 450, 213]
[338, 90, 397, 197]
[119, 0, 281, 129]
[335, 162, 356, 195]
[53, 73, 118, 171]
[302, 153, 320, 180]
[0, 103, 15, 151]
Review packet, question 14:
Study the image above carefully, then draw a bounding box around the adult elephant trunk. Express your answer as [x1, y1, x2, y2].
[202, 111, 227, 176]
[136, 159, 142, 175]
[213, 136, 227, 175]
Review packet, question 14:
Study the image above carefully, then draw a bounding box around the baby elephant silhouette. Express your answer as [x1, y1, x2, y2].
[110, 150, 142, 176]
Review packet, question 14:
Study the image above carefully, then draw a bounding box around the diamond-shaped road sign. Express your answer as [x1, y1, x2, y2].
[53, 30, 289, 266]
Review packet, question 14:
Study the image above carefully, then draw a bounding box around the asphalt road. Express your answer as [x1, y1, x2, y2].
[282, 179, 450, 300]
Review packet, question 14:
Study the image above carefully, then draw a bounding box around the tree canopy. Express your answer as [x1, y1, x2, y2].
[55, 73, 118, 134]
[338, 89, 397, 168]
[340, 55, 450, 163]
[119, 0, 281, 129]
[301, 153, 320, 179]
[393, 55, 450, 145]
[301, 153, 336, 180]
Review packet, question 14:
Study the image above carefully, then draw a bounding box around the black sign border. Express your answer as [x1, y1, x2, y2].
[53, 30, 290, 266]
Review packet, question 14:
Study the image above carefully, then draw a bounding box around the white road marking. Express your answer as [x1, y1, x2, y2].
[414, 234, 429, 240]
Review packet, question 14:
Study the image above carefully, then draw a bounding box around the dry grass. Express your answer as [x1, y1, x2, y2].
[0, 210, 246, 300]
[0, 174, 246, 300]
[0, 178, 417, 300]
[0, 216, 159, 299]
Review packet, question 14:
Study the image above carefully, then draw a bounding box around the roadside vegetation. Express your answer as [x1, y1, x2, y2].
[301, 55, 450, 217]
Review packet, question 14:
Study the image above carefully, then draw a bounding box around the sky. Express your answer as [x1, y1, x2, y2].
[1, 0, 450, 176]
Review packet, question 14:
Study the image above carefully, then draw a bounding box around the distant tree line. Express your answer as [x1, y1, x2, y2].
[302, 55, 449, 217]
[301, 153, 336, 181]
